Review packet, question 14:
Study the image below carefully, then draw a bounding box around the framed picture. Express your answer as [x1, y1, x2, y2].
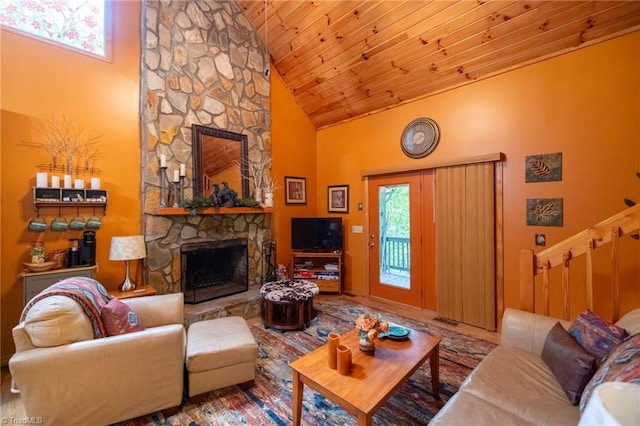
[285, 176, 306, 204]
[328, 185, 349, 213]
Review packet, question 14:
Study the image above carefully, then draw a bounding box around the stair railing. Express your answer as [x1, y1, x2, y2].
[519, 203, 640, 322]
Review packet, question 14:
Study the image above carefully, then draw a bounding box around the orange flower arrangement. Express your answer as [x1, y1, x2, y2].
[355, 313, 389, 341]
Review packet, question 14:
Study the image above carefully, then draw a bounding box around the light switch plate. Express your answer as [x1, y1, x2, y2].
[352, 225, 363, 233]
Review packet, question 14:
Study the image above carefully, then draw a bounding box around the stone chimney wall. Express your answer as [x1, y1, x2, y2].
[141, 0, 271, 294]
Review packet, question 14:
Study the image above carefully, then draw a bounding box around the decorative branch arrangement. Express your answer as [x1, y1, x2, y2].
[238, 156, 273, 193]
[20, 114, 102, 175]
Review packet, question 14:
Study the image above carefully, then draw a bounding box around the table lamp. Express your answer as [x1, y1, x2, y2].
[109, 235, 146, 292]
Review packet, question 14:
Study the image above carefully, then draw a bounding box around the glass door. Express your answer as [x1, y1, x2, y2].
[368, 171, 434, 309]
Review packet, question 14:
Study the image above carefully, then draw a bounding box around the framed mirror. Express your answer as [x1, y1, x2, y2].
[192, 125, 249, 199]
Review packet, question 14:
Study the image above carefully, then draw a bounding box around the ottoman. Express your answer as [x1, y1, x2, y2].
[260, 279, 319, 331]
[186, 316, 258, 402]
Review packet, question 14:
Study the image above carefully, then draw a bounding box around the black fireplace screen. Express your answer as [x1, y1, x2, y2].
[181, 238, 248, 304]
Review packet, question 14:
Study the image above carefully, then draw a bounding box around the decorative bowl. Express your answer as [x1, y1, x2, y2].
[24, 261, 56, 273]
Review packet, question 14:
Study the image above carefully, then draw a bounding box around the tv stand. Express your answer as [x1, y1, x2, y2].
[292, 250, 342, 294]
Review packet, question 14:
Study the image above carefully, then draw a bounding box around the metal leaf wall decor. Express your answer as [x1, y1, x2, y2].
[525, 152, 562, 182]
[527, 198, 564, 227]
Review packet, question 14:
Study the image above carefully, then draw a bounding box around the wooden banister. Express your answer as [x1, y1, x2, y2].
[520, 204, 640, 318]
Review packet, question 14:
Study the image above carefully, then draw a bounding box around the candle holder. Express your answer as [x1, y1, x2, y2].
[172, 181, 180, 207]
[179, 175, 185, 206]
[159, 166, 168, 207]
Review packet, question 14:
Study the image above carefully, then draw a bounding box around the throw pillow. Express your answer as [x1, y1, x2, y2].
[101, 298, 145, 336]
[568, 310, 628, 362]
[579, 334, 640, 411]
[542, 322, 597, 405]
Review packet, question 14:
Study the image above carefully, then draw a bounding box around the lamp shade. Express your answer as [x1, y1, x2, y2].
[109, 236, 146, 261]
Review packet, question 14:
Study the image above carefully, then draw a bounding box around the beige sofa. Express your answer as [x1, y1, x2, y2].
[9, 293, 186, 426]
[430, 307, 640, 426]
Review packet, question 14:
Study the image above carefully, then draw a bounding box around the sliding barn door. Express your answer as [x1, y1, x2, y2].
[435, 162, 496, 330]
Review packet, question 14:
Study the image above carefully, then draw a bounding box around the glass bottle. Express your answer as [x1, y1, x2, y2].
[29, 241, 45, 264]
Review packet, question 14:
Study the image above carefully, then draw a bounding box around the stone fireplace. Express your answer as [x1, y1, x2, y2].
[139, 0, 272, 295]
[181, 238, 248, 304]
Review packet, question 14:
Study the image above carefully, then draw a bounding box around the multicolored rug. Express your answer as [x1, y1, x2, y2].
[120, 296, 497, 425]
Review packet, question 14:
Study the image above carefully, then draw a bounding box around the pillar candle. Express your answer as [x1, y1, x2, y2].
[160, 154, 167, 167]
[36, 172, 48, 187]
[51, 176, 60, 188]
[180, 163, 186, 176]
[173, 170, 180, 182]
[74, 179, 84, 189]
[336, 345, 352, 375]
[63, 174, 72, 188]
[91, 177, 101, 189]
[327, 332, 340, 369]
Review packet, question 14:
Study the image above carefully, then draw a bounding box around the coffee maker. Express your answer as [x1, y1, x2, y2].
[68, 231, 96, 267]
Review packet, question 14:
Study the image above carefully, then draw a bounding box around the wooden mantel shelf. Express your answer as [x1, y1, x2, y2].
[152, 206, 272, 215]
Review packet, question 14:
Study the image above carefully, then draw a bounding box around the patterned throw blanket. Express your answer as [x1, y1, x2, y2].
[20, 277, 112, 338]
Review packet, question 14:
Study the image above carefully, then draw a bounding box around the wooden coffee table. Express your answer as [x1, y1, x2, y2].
[290, 326, 441, 426]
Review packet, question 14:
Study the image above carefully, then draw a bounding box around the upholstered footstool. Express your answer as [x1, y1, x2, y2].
[186, 316, 258, 402]
[260, 279, 319, 331]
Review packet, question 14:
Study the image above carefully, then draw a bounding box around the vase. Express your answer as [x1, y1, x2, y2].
[358, 335, 376, 353]
[254, 187, 263, 203]
[264, 191, 274, 207]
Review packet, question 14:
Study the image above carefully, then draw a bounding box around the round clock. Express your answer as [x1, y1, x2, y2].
[400, 117, 440, 159]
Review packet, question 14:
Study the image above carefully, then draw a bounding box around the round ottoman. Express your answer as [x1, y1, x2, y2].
[260, 279, 319, 331]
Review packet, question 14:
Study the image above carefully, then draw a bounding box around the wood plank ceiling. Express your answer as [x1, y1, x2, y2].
[236, 0, 640, 129]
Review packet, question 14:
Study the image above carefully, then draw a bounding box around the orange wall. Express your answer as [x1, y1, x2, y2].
[270, 71, 318, 269]
[317, 32, 640, 316]
[1, 1, 142, 362]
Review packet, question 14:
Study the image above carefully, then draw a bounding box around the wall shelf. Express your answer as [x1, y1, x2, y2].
[152, 207, 272, 215]
[32, 187, 108, 215]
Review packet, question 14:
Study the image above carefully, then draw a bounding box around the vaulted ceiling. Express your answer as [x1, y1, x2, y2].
[237, 1, 640, 129]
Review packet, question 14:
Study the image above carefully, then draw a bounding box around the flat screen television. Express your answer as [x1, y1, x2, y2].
[291, 217, 343, 252]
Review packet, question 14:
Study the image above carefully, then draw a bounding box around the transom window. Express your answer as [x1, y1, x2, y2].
[0, 0, 108, 58]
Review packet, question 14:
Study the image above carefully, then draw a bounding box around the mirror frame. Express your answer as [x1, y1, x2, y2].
[192, 124, 249, 199]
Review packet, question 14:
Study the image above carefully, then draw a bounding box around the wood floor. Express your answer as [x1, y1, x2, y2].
[1, 294, 500, 418]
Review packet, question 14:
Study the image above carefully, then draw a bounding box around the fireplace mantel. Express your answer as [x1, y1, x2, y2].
[152, 207, 273, 216]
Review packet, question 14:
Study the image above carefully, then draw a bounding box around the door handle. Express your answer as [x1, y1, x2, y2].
[369, 242, 375, 247]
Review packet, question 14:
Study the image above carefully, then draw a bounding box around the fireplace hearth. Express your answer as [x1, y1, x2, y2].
[181, 239, 248, 304]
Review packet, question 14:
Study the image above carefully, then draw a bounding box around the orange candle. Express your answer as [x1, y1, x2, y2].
[327, 332, 340, 369]
[337, 344, 352, 375]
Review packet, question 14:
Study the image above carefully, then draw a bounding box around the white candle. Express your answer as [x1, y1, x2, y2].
[51, 176, 60, 188]
[160, 154, 167, 167]
[63, 174, 72, 188]
[74, 179, 84, 189]
[173, 170, 180, 182]
[180, 163, 186, 176]
[36, 172, 48, 187]
[91, 177, 101, 189]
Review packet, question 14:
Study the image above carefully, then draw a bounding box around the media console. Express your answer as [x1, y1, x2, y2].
[292, 251, 342, 294]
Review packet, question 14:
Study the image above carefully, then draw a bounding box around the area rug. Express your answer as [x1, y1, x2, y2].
[120, 296, 497, 426]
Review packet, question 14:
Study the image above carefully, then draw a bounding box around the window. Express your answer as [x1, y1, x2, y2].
[0, 0, 108, 58]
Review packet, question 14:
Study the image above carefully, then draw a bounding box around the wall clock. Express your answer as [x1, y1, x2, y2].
[400, 117, 440, 159]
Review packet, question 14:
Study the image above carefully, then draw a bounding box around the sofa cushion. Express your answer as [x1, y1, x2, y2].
[579, 334, 640, 412]
[458, 345, 580, 425]
[101, 298, 145, 336]
[568, 310, 628, 362]
[541, 322, 597, 405]
[23, 295, 94, 347]
[616, 308, 640, 337]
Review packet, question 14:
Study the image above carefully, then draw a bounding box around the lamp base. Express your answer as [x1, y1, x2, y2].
[118, 259, 137, 292]
[118, 277, 137, 292]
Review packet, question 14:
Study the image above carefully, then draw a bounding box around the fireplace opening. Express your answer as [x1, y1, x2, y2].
[181, 238, 248, 304]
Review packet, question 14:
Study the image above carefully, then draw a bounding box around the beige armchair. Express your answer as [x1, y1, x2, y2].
[9, 293, 186, 426]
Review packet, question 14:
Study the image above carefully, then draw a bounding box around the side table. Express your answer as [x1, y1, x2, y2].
[109, 284, 157, 299]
